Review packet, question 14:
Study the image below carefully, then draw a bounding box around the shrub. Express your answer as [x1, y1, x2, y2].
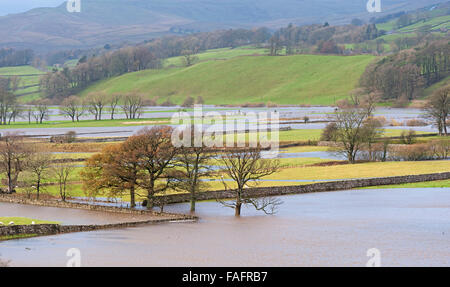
[64, 131, 77, 143]
[182, 96, 195, 107]
[161, 98, 175, 107]
[429, 139, 450, 159]
[336, 99, 353, 109]
[400, 130, 417, 145]
[321, 122, 338, 141]
[393, 96, 409, 108]
[242, 103, 265, 108]
[50, 131, 77, 144]
[196, 96, 204, 105]
[390, 144, 433, 161]
[389, 119, 402, 126]
[266, 101, 278, 108]
[372, 116, 387, 126]
[406, 119, 428, 127]
[143, 98, 157, 106]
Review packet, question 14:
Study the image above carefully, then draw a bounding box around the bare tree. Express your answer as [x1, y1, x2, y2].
[53, 162, 74, 202]
[0, 134, 30, 193]
[173, 126, 215, 213]
[60, 96, 84, 122]
[219, 147, 281, 217]
[331, 108, 380, 163]
[109, 94, 121, 120]
[33, 99, 50, 124]
[0, 85, 17, 125]
[424, 85, 449, 136]
[6, 103, 22, 125]
[27, 151, 52, 200]
[87, 93, 107, 121]
[121, 94, 144, 120]
[347, 89, 380, 117]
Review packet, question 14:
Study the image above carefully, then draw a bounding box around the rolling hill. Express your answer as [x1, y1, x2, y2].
[79, 53, 375, 106]
[0, 0, 448, 51]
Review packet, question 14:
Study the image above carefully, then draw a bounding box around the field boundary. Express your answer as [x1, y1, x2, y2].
[0, 194, 195, 219]
[0, 218, 197, 238]
[162, 172, 450, 204]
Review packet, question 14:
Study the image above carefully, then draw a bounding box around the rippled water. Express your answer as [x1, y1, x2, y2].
[1, 188, 449, 267]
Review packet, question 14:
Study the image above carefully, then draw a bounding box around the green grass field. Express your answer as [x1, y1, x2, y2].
[80, 54, 375, 106]
[423, 76, 450, 97]
[0, 217, 59, 225]
[362, 179, 450, 189]
[164, 46, 269, 67]
[397, 15, 450, 33]
[0, 65, 45, 102]
[0, 117, 171, 129]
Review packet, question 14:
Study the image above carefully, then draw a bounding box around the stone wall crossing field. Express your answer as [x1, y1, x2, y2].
[163, 172, 450, 204]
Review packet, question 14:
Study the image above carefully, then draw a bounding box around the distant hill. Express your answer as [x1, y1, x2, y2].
[79, 53, 375, 106]
[0, 0, 447, 51]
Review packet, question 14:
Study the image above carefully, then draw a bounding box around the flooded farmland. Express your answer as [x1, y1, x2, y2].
[2, 188, 449, 267]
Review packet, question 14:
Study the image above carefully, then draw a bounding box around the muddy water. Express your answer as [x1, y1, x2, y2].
[1, 188, 450, 267]
[0, 203, 160, 225]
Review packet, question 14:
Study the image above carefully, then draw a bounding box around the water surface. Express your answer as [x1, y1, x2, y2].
[1, 188, 449, 267]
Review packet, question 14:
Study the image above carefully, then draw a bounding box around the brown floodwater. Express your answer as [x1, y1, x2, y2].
[1, 188, 449, 267]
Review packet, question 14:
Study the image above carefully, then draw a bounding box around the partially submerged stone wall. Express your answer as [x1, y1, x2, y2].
[0, 217, 196, 237]
[163, 172, 450, 204]
[0, 195, 188, 219]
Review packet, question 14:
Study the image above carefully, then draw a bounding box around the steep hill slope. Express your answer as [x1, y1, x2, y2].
[80, 54, 375, 106]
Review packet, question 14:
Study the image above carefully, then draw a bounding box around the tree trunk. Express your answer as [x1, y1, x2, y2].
[190, 190, 196, 213]
[130, 185, 136, 208]
[37, 179, 40, 200]
[235, 203, 242, 217]
[235, 190, 242, 217]
[146, 179, 156, 210]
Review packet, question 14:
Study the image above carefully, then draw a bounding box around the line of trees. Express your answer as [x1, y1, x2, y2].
[0, 80, 51, 125]
[81, 126, 281, 216]
[60, 93, 148, 122]
[40, 46, 161, 99]
[0, 48, 34, 67]
[269, 22, 385, 56]
[0, 134, 74, 200]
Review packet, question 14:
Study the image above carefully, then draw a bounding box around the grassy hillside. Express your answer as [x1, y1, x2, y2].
[0, 65, 45, 102]
[80, 54, 375, 106]
[164, 47, 269, 67]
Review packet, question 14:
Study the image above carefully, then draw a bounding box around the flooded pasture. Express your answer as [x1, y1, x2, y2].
[3, 106, 435, 138]
[1, 188, 449, 267]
